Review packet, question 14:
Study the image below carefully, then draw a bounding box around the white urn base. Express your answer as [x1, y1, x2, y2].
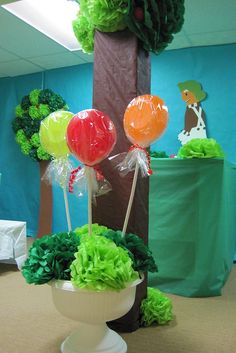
[61, 323, 126, 353]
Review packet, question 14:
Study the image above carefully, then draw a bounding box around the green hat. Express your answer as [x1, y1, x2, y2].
[178, 80, 207, 102]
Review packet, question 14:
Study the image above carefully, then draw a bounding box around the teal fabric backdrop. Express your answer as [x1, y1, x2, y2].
[0, 44, 235, 243]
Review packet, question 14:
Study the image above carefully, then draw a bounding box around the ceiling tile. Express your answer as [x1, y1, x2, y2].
[0, 59, 43, 77]
[0, 47, 19, 62]
[29, 52, 86, 70]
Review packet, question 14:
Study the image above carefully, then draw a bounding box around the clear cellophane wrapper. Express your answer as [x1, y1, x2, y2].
[42, 157, 73, 188]
[116, 145, 152, 177]
[68, 165, 112, 201]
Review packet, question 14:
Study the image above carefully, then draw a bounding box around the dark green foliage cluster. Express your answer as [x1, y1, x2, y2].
[126, 0, 185, 53]
[150, 151, 169, 158]
[73, 0, 185, 54]
[102, 229, 158, 273]
[22, 232, 80, 285]
[12, 88, 68, 161]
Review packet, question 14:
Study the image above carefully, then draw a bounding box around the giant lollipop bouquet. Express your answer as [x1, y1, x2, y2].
[22, 98, 173, 326]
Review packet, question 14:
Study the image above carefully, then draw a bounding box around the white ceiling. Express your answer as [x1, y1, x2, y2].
[0, 0, 235, 78]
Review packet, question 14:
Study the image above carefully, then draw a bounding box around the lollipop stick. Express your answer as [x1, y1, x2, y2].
[122, 161, 139, 237]
[86, 166, 93, 236]
[63, 186, 72, 232]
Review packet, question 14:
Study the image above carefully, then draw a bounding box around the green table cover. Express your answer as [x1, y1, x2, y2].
[148, 158, 236, 297]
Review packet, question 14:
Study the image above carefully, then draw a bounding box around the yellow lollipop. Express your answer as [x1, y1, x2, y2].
[39, 111, 74, 158]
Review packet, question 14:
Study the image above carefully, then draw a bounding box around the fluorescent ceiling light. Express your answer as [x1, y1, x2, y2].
[2, 0, 81, 51]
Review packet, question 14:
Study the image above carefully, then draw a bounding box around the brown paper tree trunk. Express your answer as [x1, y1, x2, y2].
[37, 161, 52, 238]
[92, 30, 150, 332]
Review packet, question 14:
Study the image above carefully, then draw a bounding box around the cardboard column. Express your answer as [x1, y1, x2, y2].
[92, 30, 150, 332]
[37, 161, 52, 238]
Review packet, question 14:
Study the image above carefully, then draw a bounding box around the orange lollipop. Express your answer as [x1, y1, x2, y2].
[123, 95, 168, 147]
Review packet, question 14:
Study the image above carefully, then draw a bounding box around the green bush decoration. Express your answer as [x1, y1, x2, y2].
[102, 229, 158, 273]
[140, 287, 173, 326]
[150, 151, 169, 158]
[73, 0, 185, 54]
[12, 88, 68, 161]
[177, 138, 225, 159]
[71, 235, 139, 291]
[22, 232, 80, 285]
[29, 89, 40, 106]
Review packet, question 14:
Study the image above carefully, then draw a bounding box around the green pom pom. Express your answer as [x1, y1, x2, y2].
[140, 287, 173, 326]
[177, 138, 225, 159]
[15, 129, 28, 144]
[38, 89, 54, 104]
[21, 141, 31, 155]
[37, 146, 51, 160]
[22, 232, 80, 285]
[15, 104, 24, 118]
[29, 106, 41, 119]
[30, 133, 40, 148]
[21, 95, 31, 110]
[29, 89, 40, 106]
[48, 94, 66, 111]
[73, 15, 95, 53]
[74, 223, 110, 237]
[71, 235, 139, 291]
[38, 104, 50, 118]
[103, 230, 158, 273]
[12, 117, 24, 133]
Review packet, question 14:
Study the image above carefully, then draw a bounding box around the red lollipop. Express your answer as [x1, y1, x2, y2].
[67, 109, 117, 166]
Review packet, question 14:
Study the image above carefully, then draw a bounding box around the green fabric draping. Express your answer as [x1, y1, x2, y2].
[148, 158, 236, 297]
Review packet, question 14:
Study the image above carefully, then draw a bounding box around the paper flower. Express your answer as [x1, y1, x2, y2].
[140, 287, 173, 326]
[22, 232, 80, 285]
[12, 88, 68, 162]
[74, 223, 109, 237]
[102, 229, 158, 273]
[71, 235, 139, 291]
[177, 138, 225, 159]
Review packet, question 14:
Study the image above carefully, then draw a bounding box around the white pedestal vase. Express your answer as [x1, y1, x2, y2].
[50, 275, 143, 353]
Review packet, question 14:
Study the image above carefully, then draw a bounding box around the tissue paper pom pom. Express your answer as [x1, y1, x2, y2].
[22, 232, 80, 285]
[38, 104, 50, 118]
[177, 138, 225, 159]
[21, 142, 31, 155]
[74, 223, 110, 237]
[103, 229, 158, 273]
[140, 287, 173, 326]
[15, 129, 27, 144]
[70, 235, 139, 291]
[21, 95, 31, 110]
[37, 146, 51, 160]
[29, 106, 41, 119]
[30, 133, 40, 148]
[15, 104, 24, 118]
[29, 89, 40, 106]
[73, 15, 95, 53]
